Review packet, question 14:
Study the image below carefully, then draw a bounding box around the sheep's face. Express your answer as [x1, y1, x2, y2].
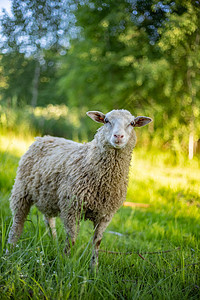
[87, 109, 152, 149]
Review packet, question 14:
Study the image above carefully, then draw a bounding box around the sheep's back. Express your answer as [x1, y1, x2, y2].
[11, 136, 83, 216]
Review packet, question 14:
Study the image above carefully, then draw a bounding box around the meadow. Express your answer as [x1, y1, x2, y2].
[0, 132, 200, 300]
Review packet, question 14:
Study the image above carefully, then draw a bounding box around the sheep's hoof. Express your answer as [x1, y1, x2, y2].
[64, 237, 75, 257]
[64, 246, 72, 257]
[64, 247, 70, 256]
[6, 243, 14, 255]
[90, 256, 98, 273]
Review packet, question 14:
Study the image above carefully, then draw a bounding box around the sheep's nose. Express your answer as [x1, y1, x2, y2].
[114, 134, 124, 139]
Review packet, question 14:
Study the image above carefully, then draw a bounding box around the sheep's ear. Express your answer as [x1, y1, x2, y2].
[134, 116, 152, 127]
[86, 111, 105, 123]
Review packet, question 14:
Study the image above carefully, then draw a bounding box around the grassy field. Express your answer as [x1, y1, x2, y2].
[0, 133, 200, 299]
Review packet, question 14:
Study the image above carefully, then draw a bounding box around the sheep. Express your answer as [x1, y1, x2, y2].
[7, 109, 152, 267]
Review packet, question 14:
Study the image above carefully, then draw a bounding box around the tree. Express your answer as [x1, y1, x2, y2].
[58, 0, 200, 155]
[58, 0, 170, 111]
[158, 0, 200, 157]
[0, 53, 34, 106]
[0, 0, 75, 106]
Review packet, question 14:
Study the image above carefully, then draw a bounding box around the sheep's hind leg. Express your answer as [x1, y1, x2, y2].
[44, 216, 57, 239]
[7, 201, 31, 249]
[91, 216, 112, 269]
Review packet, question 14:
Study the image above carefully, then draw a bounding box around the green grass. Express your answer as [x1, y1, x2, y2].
[0, 137, 200, 299]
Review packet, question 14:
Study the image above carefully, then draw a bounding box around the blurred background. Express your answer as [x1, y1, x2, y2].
[0, 0, 200, 161]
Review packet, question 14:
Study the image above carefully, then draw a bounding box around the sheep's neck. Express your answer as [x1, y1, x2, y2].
[85, 131, 136, 210]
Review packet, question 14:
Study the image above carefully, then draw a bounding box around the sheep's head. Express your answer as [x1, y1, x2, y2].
[87, 109, 152, 149]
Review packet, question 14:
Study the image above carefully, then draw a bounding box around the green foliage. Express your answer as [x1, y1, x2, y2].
[0, 53, 35, 106]
[1, 102, 200, 158]
[0, 0, 73, 55]
[0, 105, 33, 135]
[1, 0, 200, 153]
[59, 0, 160, 110]
[0, 0, 75, 106]
[58, 0, 200, 151]
[0, 49, 67, 107]
[0, 104, 92, 141]
[158, 1, 200, 128]
[0, 151, 18, 195]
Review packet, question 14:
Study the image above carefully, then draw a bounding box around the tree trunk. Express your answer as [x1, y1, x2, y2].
[189, 132, 194, 160]
[31, 60, 40, 107]
[187, 68, 195, 160]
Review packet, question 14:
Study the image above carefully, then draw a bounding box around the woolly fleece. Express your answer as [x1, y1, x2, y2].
[8, 109, 150, 266]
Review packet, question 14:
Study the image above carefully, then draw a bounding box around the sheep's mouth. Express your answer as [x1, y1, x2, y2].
[111, 141, 126, 149]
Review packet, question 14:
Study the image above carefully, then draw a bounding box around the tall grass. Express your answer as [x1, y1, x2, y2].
[0, 133, 200, 299]
[0, 104, 91, 142]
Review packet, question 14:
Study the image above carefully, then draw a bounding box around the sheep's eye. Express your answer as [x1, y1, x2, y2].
[130, 121, 135, 126]
[104, 118, 110, 124]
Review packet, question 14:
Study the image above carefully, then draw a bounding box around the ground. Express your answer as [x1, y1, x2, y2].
[0, 134, 199, 299]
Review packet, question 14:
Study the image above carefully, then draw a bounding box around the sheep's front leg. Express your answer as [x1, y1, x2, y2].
[44, 216, 57, 239]
[91, 216, 112, 269]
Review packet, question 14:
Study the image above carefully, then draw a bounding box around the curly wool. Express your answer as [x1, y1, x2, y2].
[10, 126, 136, 227]
[8, 109, 152, 267]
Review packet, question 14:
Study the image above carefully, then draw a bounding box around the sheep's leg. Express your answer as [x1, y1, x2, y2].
[91, 216, 112, 269]
[60, 210, 79, 255]
[7, 203, 31, 247]
[44, 216, 57, 239]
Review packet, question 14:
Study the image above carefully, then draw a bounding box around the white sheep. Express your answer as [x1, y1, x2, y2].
[8, 109, 152, 267]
